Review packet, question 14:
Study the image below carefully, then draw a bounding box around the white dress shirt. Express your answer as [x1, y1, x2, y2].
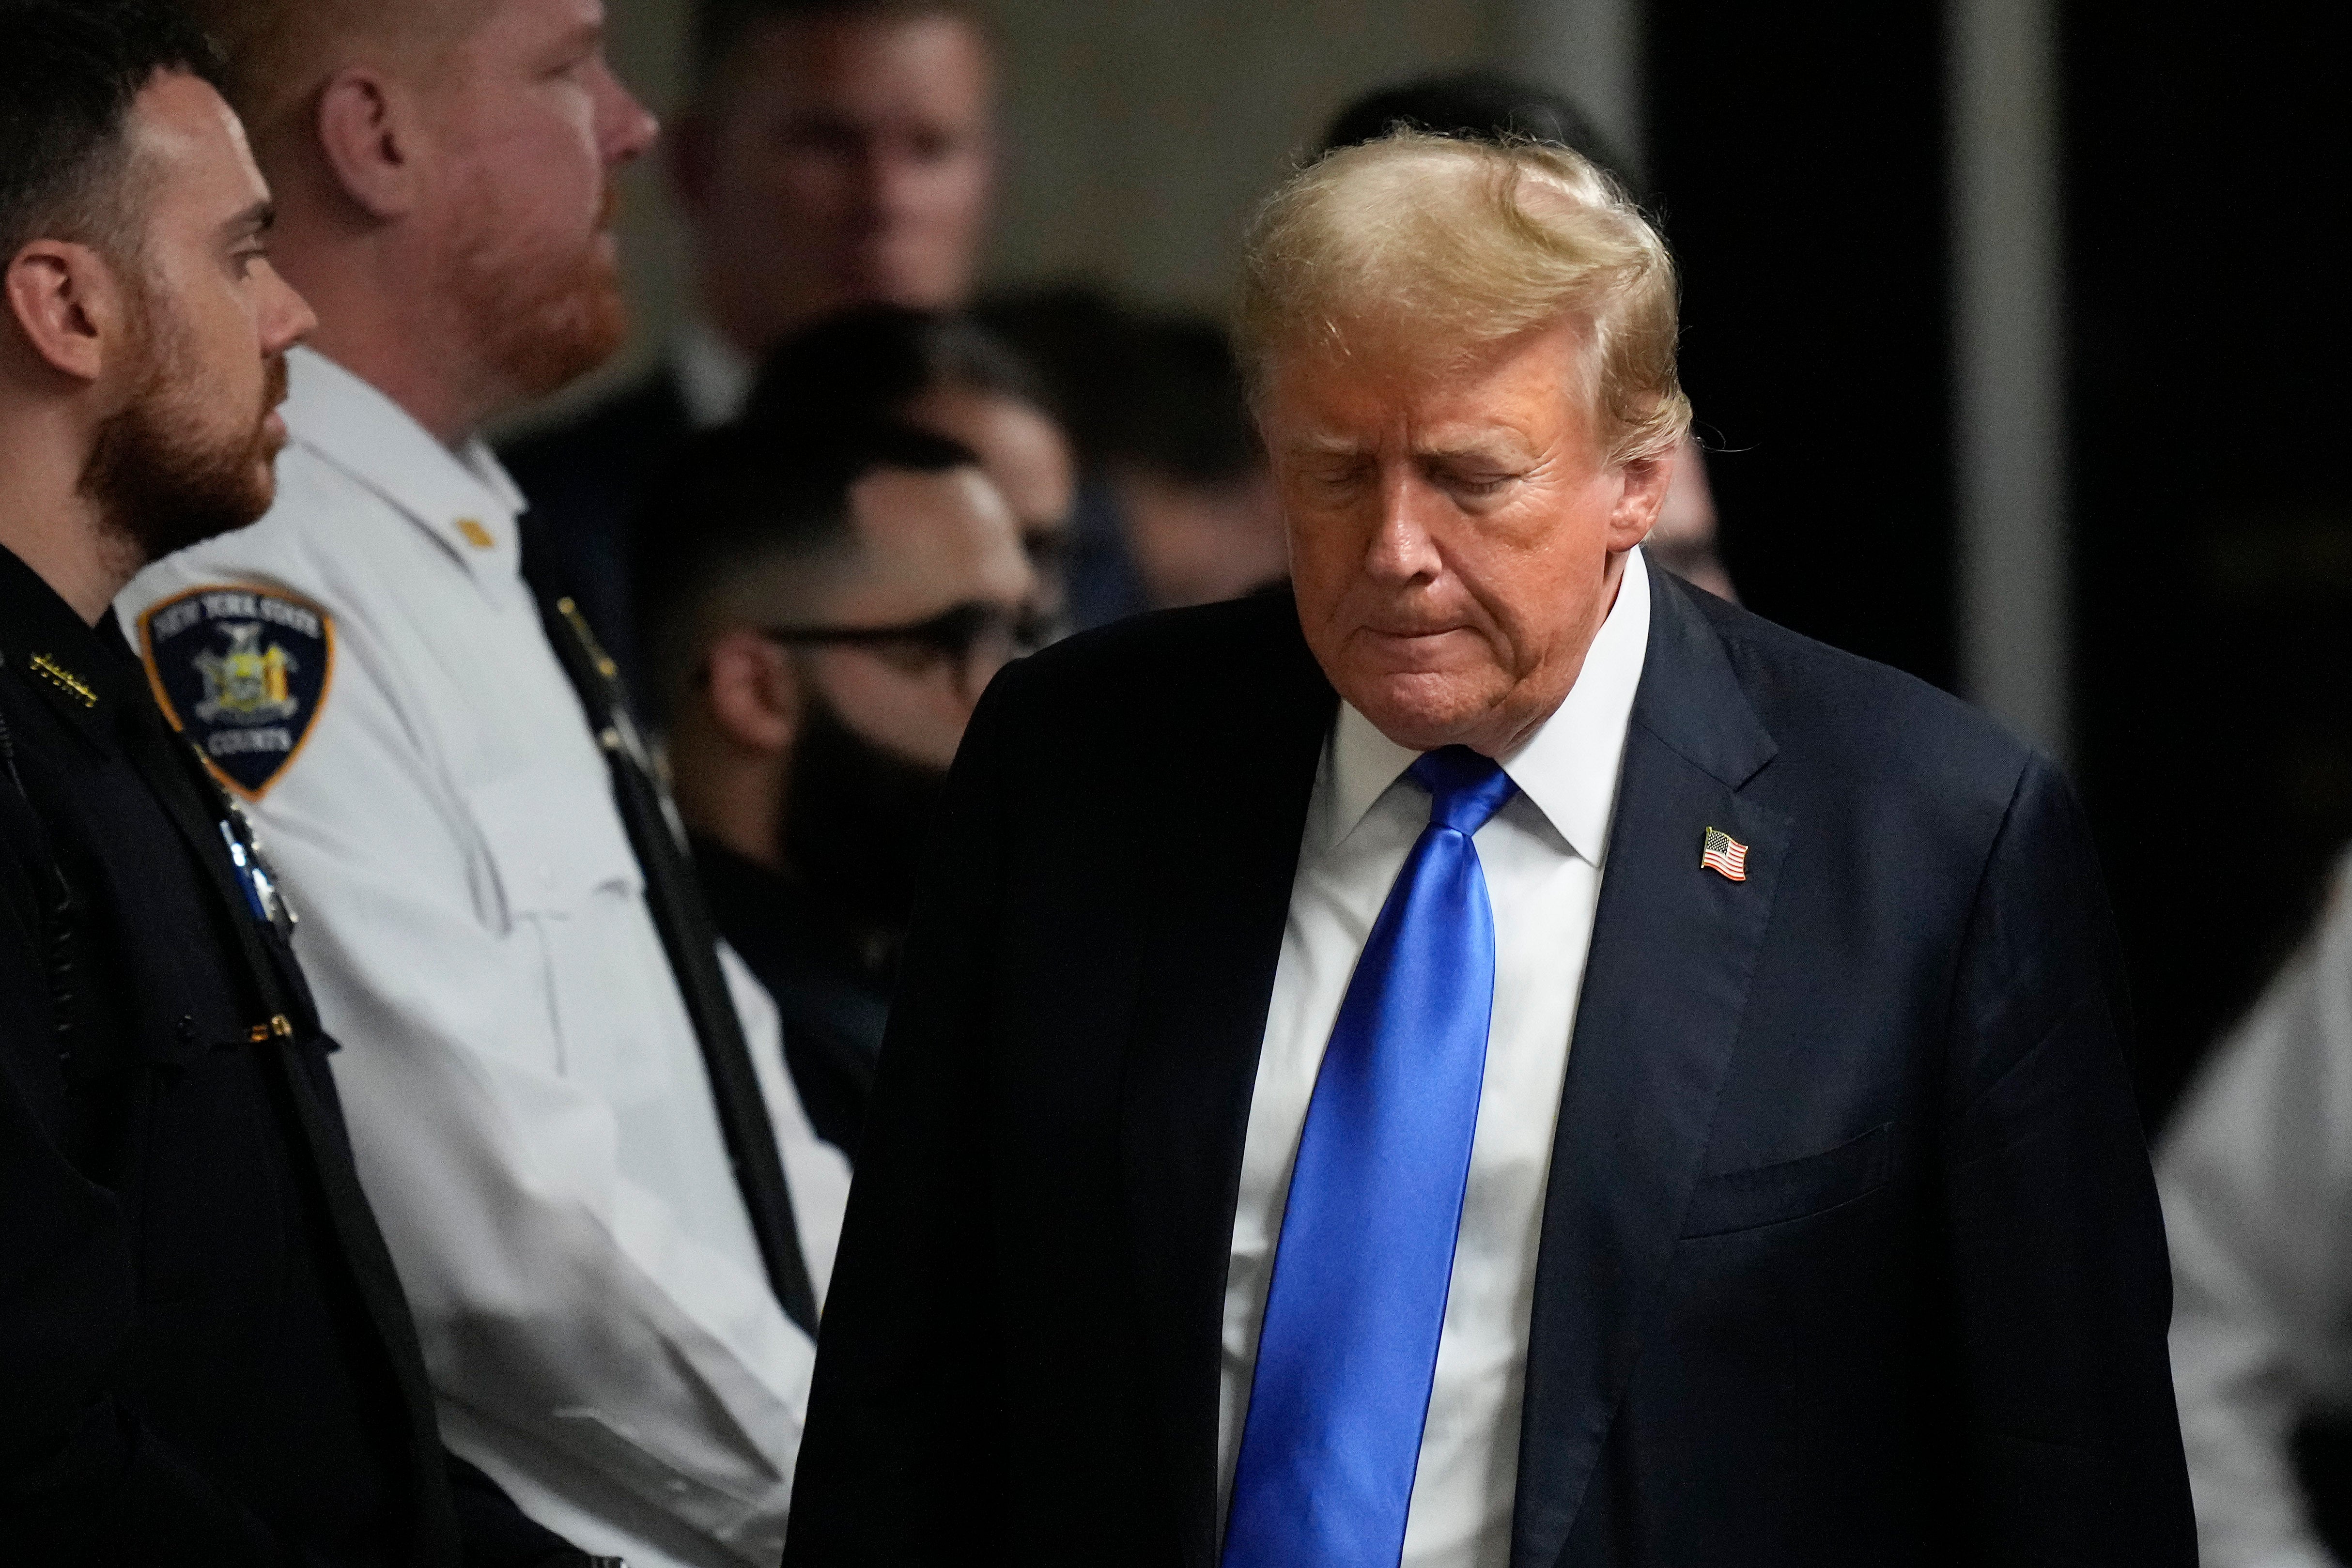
[1218, 551, 1652, 1568]
[2163, 845, 2352, 1568]
[118, 347, 851, 1568]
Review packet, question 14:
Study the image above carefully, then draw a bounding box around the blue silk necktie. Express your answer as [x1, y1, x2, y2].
[1223, 745, 1520, 1568]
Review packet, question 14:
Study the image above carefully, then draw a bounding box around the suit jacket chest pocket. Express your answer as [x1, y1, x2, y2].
[1679, 1122, 1896, 1238]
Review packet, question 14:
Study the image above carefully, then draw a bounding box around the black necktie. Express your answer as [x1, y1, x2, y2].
[539, 595, 820, 1335]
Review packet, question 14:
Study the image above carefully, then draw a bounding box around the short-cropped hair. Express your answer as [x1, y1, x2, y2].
[0, 0, 226, 263]
[1238, 130, 1690, 467]
[636, 418, 978, 721]
[179, 0, 493, 151]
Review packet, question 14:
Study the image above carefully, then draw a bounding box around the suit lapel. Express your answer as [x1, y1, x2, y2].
[1119, 607, 1335, 1568]
[1510, 566, 1791, 1568]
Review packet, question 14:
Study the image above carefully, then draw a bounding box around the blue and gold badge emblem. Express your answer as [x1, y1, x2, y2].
[139, 585, 335, 800]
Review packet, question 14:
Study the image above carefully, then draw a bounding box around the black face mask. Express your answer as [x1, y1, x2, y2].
[777, 689, 950, 939]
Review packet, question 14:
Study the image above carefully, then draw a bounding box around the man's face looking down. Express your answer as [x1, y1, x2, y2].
[1264, 315, 1671, 759]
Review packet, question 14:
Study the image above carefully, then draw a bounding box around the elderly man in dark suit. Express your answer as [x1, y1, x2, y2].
[784, 131, 2194, 1568]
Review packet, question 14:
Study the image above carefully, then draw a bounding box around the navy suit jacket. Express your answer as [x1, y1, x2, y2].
[784, 562, 2195, 1567]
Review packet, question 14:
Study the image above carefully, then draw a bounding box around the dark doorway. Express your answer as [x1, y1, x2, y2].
[2064, 1, 2352, 1122]
[1646, 6, 1958, 692]
[1651, 2, 2351, 1124]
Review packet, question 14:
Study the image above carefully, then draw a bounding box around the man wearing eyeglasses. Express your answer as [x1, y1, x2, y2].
[641, 421, 1036, 1159]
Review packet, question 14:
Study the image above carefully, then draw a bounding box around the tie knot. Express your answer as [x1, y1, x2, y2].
[1408, 745, 1516, 837]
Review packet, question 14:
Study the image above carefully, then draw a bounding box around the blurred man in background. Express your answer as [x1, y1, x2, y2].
[978, 290, 1288, 630]
[1323, 69, 1733, 601]
[118, 1, 851, 1563]
[743, 304, 1073, 637]
[642, 422, 1035, 1159]
[507, 0, 999, 684]
[1093, 314, 1288, 615]
[1, 2, 584, 1560]
[2163, 854, 2352, 1568]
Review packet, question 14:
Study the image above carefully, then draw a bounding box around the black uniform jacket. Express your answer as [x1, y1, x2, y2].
[784, 562, 2197, 1567]
[0, 546, 579, 1567]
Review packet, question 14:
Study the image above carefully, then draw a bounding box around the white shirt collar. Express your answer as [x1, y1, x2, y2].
[1328, 546, 1652, 866]
[669, 316, 756, 430]
[280, 345, 526, 581]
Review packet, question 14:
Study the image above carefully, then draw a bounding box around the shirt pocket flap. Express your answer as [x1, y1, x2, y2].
[1679, 1122, 1896, 1238]
[465, 765, 641, 919]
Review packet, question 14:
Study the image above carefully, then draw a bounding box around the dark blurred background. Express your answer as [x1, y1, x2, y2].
[514, 0, 2349, 1129]
[2064, 3, 2351, 1121]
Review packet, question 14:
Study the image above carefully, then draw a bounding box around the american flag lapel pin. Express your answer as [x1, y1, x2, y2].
[1701, 826, 1749, 882]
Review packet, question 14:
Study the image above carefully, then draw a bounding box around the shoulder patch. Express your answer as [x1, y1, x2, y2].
[139, 585, 335, 800]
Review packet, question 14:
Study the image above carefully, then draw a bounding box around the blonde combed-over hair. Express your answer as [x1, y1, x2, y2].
[1238, 130, 1690, 467]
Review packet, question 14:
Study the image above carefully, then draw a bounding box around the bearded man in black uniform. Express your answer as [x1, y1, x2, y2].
[0, 4, 601, 1563]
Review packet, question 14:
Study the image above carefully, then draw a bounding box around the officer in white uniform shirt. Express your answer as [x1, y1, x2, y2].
[123, 344, 849, 1568]
[115, 0, 850, 1564]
